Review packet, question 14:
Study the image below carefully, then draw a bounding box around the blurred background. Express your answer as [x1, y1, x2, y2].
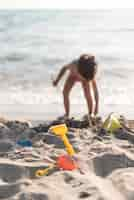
[0, 9, 134, 119]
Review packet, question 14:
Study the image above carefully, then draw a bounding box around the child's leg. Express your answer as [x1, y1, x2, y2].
[82, 82, 93, 115]
[63, 76, 75, 117]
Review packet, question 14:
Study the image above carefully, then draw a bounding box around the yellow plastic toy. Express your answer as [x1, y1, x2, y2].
[49, 124, 75, 156]
[103, 113, 122, 133]
[49, 124, 68, 136]
[35, 165, 55, 177]
[35, 124, 76, 178]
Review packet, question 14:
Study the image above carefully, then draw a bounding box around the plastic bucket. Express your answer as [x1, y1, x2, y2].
[57, 155, 78, 170]
[103, 113, 122, 133]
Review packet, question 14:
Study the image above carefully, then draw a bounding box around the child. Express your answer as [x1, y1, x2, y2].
[52, 54, 99, 120]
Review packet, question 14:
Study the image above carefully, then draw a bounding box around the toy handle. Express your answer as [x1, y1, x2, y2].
[61, 135, 75, 156]
[35, 165, 54, 177]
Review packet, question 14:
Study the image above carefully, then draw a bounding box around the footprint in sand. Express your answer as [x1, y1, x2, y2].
[89, 152, 134, 177]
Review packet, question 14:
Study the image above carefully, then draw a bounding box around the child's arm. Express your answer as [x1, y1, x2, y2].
[92, 79, 99, 115]
[53, 65, 69, 86]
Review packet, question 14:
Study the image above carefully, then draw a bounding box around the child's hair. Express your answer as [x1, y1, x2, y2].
[78, 54, 97, 81]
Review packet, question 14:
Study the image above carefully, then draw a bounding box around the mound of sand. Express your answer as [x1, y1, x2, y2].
[0, 118, 133, 199]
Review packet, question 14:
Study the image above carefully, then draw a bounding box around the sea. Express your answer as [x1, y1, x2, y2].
[0, 9, 134, 119]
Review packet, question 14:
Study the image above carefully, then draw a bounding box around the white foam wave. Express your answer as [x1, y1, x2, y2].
[0, 85, 133, 106]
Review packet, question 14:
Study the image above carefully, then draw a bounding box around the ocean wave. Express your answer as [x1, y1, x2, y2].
[0, 53, 30, 63]
[0, 10, 134, 110]
[84, 28, 134, 33]
[99, 55, 121, 63]
[103, 69, 127, 79]
[0, 85, 133, 106]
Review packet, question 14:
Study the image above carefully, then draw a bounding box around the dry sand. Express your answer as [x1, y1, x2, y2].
[0, 117, 134, 199]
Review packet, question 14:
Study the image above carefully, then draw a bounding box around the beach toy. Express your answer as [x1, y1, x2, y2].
[17, 139, 32, 147]
[35, 124, 78, 178]
[57, 154, 78, 170]
[49, 124, 68, 136]
[35, 165, 55, 177]
[103, 113, 122, 133]
[35, 154, 78, 177]
[49, 124, 75, 156]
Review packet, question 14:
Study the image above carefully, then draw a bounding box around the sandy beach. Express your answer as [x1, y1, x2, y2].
[0, 115, 133, 199]
[1, 9, 134, 200]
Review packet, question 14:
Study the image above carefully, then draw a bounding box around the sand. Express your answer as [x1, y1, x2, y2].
[0, 117, 134, 199]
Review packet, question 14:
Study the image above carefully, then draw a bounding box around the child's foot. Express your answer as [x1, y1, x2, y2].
[57, 115, 69, 121]
[82, 114, 93, 127]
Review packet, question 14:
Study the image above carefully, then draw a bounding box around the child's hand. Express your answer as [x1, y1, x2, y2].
[52, 80, 58, 87]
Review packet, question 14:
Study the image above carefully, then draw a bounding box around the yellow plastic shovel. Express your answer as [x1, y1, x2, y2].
[35, 124, 76, 177]
[49, 124, 75, 156]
